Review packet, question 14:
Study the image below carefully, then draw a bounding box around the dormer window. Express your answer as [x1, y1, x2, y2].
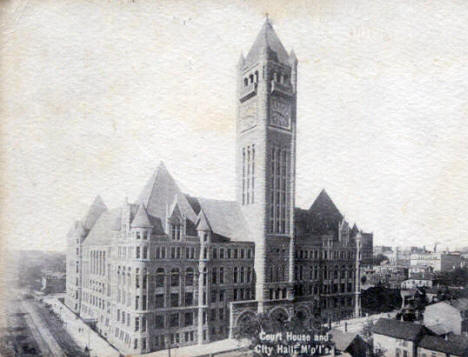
[136, 232, 141, 240]
[203, 233, 208, 242]
[170, 223, 181, 241]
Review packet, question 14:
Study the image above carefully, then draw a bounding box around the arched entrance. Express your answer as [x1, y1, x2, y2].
[269, 307, 289, 323]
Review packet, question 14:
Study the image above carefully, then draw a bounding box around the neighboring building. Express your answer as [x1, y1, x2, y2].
[41, 271, 66, 294]
[329, 328, 368, 356]
[424, 298, 468, 336]
[374, 246, 393, 257]
[410, 252, 462, 272]
[372, 318, 425, 357]
[401, 273, 434, 290]
[417, 335, 468, 357]
[65, 20, 366, 355]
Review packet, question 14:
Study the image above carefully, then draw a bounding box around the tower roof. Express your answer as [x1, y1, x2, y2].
[245, 18, 290, 67]
[131, 204, 153, 228]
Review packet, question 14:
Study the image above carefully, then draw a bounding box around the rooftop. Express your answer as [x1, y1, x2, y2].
[372, 318, 424, 341]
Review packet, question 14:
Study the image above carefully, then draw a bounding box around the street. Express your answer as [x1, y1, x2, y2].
[21, 299, 87, 357]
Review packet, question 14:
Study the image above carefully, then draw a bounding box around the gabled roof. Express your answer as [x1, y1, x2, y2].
[372, 318, 424, 342]
[83, 208, 121, 246]
[329, 329, 360, 352]
[82, 195, 107, 231]
[245, 18, 290, 67]
[131, 205, 152, 228]
[419, 335, 468, 356]
[197, 198, 251, 242]
[137, 162, 197, 226]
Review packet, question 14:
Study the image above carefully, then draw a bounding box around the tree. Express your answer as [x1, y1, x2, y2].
[373, 254, 389, 266]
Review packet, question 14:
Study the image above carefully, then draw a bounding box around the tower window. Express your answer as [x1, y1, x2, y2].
[242, 145, 255, 205]
[269, 146, 291, 234]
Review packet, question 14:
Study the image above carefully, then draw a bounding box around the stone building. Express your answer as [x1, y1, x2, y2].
[65, 19, 367, 354]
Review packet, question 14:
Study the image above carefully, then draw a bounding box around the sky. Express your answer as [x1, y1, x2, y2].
[1, 0, 468, 252]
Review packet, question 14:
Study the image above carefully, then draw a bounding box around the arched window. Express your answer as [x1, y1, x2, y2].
[249, 74, 254, 83]
[143, 246, 148, 259]
[156, 268, 165, 287]
[171, 268, 179, 287]
[244, 78, 248, 87]
[185, 268, 194, 286]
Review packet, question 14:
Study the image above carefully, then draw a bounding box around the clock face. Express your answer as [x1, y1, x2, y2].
[270, 97, 291, 129]
[239, 99, 257, 132]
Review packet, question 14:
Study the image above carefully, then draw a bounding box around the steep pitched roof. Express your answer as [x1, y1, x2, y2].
[372, 318, 424, 342]
[306, 189, 344, 236]
[419, 335, 468, 356]
[197, 198, 251, 242]
[83, 208, 121, 246]
[329, 329, 360, 352]
[82, 195, 107, 231]
[137, 162, 197, 226]
[131, 205, 152, 228]
[245, 18, 290, 67]
[196, 209, 212, 231]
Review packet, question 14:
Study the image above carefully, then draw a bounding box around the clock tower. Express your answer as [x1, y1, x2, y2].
[236, 18, 297, 311]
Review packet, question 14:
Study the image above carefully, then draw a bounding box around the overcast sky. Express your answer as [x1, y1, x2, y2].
[1, 0, 468, 252]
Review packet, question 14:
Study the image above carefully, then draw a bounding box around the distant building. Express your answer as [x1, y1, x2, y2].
[374, 246, 393, 257]
[410, 252, 462, 272]
[372, 318, 425, 357]
[424, 298, 468, 336]
[401, 273, 434, 290]
[41, 271, 66, 294]
[409, 265, 433, 276]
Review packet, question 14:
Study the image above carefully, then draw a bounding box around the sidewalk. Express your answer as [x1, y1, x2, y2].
[45, 296, 120, 357]
[144, 338, 250, 357]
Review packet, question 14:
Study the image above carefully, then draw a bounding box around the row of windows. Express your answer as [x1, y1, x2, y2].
[89, 250, 107, 276]
[119, 245, 253, 261]
[294, 282, 354, 296]
[296, 249, 355, 260]
[294, 265, 355, 281]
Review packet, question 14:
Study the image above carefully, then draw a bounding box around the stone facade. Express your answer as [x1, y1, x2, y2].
[65, 19, 366, 355]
